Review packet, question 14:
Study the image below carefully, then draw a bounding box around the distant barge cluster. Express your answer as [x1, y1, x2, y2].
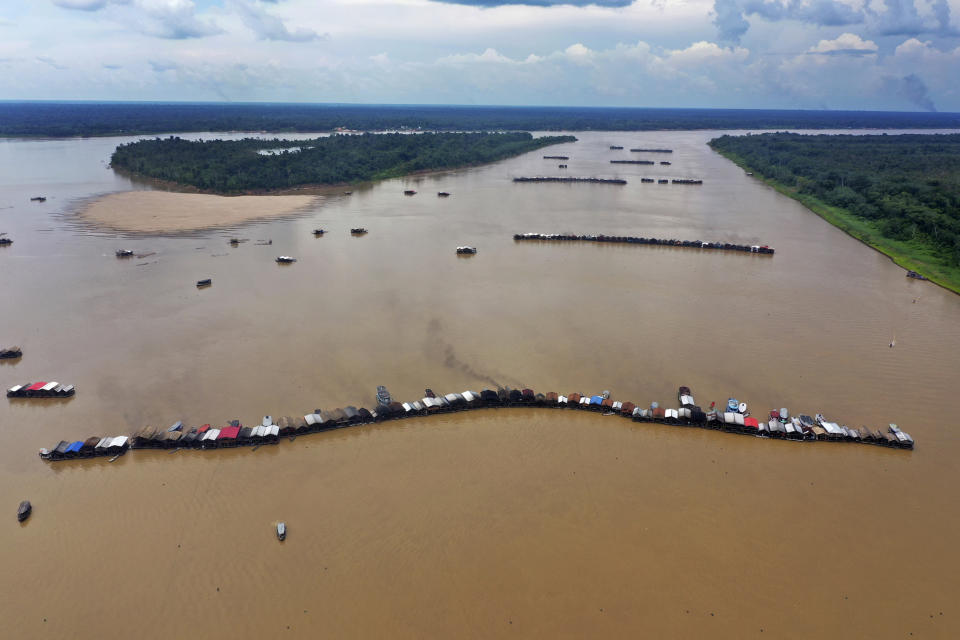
[513, 233, 775, 254]
[36, 384, 913, 463]
[513, 177, 627, 184]
[8, 382, 75, 398]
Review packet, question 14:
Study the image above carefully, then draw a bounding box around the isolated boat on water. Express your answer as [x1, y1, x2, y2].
[0, 238, 13, 246]
[350, 228, 368, 235]
[0, 346, 22, 359]
[437, 192, 451, 197]
[30, 196, 46, 202]
[196, 279, 212, 287]
[456, 246, 477, 255]
[403, 190, 416, 196]
[276, 522, 286, 541]
[312, 229, 325, 236]
[115, 249, 134, 258]
[18, 500, 31, 522]
[275, 256, 297, 263]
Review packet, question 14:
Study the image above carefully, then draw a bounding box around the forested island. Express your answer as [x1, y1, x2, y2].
[709, 133, 960, 293]
[110, 131, 576, 193]
[4, 102, 960, 137]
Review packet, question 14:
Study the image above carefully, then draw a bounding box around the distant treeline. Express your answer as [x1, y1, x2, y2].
[110, 132, 576, 192]
[3, 102, 960, 137]
[709, 132, 960, 288]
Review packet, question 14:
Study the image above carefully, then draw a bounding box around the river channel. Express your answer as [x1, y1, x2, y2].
[1, 129, 958, 638]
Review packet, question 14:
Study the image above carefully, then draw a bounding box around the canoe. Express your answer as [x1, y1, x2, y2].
[18, 500, 31, 522]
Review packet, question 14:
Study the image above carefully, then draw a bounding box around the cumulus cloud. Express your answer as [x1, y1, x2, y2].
[230, 0, 325, 42]
[807, 32, 877, 55]
[712, 0, 751, 43]
[432, 1, 634, 6]
[52, 0, 221, 39]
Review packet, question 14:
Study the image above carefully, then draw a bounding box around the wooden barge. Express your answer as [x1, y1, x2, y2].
[630, 148, 672, 153]
[543, 155, 569, 160]
[513, 233, 774, 255]
[0, 347, 22, 359]
[513, 177, 627, 184]
[610, 160, 654, 165]
[8, 382, 75, 398]
[37, 385, 913, 464]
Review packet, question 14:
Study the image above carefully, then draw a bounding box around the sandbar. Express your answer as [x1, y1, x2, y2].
[78, 190, 320, 233]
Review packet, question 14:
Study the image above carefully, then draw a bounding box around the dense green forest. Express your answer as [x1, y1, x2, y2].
[110, 131, 575, 192]
[4, 102, 960, 137]
[709, 132, 960, 292]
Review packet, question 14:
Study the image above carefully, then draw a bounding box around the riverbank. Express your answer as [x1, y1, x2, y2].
[712, 148, 960, 295]
[78, 190, 320, 233]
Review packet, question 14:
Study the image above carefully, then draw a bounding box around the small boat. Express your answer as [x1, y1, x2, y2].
[437, 192, 451, 197]
[558, 164, 567, 168]
[275, 256, 297, 263]
[660, 161, 671, 165]
[115, 249, 134, 258]
[167, 421, 183, 432]
[18, 500, 31, 522]
[738, 402, 748, 414]
[403, 190, 416, 196]
[0, 238, 12, 246]
[229, 238, 240, 246]
[312, 229, 325, 236]
[0, 346, 22, 359]
[609, 146, 623, 150]
[779, 408, 789, 423]
[276, 522, 286, 541]
[343, 191, 353, 195]
[196, 278, 212, 287]
[30, 196, 46, 202]
[377, 385, 391, 407]
[424, 388, 436, 398]
[906, 270, 928, 280]
[456, 246, 477, 255]
[350, 228, 368, 235]
[726, 398, 739, 413]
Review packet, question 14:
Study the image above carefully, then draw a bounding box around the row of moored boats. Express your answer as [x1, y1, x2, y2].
[514, 233, 775, 254]
[36, 384, 913, 462]
[7, 381, 75, 398]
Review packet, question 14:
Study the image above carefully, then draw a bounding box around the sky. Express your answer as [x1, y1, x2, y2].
[0, 0, 958, 111]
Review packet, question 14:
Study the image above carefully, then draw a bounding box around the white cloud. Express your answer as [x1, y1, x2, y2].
[807, 31, 878, 54]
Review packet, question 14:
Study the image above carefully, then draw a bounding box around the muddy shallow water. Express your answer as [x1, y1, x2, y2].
[1, 130, 958, 638]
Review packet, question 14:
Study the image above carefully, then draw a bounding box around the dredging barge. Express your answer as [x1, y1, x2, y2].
[513, 233, 774, 254]
[37, 384, 912, 463]
[513, 177, 627, 184]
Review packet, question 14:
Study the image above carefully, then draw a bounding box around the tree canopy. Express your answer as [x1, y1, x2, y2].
[110, 131, 576, 193]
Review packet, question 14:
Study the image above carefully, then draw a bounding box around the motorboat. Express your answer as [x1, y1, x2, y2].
[377, 385, 391, 407]
[312, 229, 325, 236]
[115, 249, 134, 258]
[437, 192, 451, 197]
[456, 246, 477, 255]
[403, 190, 417, 196]
[18, 500, 31, 522]
[167, 421, 183, 432]
[726, 398, 739, 413]
[276, 522, 286, 541]
[196, 279, 212, 287]
[350, 228, 368, 235]
[275, 256, 297, 263]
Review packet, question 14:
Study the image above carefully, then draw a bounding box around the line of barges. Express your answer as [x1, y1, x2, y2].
[513, 177, 627, 184]
[8, 382, 75, 398]
[630, 148, 672, 153]
[513, 233, 774, 254]
[611, 160, 655, 165]
[36, 384, 912, 463]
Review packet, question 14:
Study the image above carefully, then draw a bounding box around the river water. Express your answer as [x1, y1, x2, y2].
[1, 130, 958, 638]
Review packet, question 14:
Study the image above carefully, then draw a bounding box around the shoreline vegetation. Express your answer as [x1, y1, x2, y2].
[3, 102, 960, 137]
[110, 132, 577, 194]
[709, 133, 960, 295]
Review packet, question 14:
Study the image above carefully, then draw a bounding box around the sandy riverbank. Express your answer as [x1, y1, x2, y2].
[78, 190, 321, 233]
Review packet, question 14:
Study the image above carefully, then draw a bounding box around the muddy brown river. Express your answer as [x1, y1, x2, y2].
[1, 130, 958, 638]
